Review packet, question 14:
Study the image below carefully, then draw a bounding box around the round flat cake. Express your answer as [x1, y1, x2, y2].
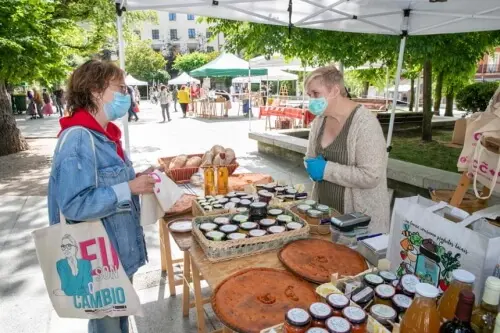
[279, 239, 368, 284]
[212, 268, 318, 333]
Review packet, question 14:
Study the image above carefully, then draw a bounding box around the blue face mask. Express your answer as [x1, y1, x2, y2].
[104, 92, 131, 121]
[308, 97, 328, 116]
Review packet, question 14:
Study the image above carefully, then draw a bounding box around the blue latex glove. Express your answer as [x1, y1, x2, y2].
[305, 155, 326, 182]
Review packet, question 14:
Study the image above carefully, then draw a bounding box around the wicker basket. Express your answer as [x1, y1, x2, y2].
[429, 188, 488, 214]
[192, 207, 310, 262]
[158, 153, 239, 183]
[192, 199, 228, 217]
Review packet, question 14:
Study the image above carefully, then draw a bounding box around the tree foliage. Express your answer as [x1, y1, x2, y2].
[173, 51, 220, 73]
[125, 40, 167, 83]
[456, 82, 499, 113]
[344, 67, 390, 97]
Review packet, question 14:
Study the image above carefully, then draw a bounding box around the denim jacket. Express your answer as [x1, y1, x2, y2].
[48, 127, 147, 277]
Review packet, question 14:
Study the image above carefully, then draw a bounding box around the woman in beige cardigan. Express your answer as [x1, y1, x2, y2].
[304, 66, 390, 233]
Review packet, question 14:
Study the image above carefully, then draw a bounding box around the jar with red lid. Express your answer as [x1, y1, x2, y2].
[309, 302, 333, 328]
[326, 294, 349, 317]
[284, 308, 311, 333]
[342, 306, 367, 333]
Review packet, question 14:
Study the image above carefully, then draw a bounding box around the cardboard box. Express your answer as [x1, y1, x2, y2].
[451, 118, 467, 145]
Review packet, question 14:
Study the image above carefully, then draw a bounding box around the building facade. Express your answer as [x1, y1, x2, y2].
[475, 47, 500, 82]
[134, 11, 224, 55]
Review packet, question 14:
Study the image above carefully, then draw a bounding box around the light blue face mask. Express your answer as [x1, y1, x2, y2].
[104, 92, 131, 121]
[308, 97, 328, 116]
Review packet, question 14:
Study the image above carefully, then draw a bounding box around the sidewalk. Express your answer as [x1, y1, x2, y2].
[0, 101, 311, 332]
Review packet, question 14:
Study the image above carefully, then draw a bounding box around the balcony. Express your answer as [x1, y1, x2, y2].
[477, 63, 500, 74]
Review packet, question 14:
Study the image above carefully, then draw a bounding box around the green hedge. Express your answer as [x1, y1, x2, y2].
[456, 81, 499, 113]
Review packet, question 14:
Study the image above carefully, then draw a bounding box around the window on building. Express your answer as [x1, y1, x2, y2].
[188, 29, 196, 39]
[207, 46, 214, 52]
[206, 31, 213, 38]
[170, 29, 178, 40]
[169, 13, 176, 21]
[152, 29, 160, 40]
[187, 14, 195, 20]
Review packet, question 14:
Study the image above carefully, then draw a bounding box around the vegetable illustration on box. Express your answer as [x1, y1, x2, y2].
[397, 221, 461, 291]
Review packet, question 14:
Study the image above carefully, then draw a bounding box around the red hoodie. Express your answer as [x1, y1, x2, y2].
[58, 109, 125, 161]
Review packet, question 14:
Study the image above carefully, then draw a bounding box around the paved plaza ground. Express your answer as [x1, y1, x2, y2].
[0, 102, 311, 333]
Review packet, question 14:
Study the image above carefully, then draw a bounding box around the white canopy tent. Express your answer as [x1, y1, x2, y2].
[125, 74, 148, 86]
[115, 0, 500, 154]
[168, 72, 200, 85]
[232, 68, 299, 83]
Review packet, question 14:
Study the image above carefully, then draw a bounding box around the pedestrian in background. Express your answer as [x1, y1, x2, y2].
[27, 90, 37, 119]
[159, 85, 171, 122]
[177, 85, 190, 118]
[42, 88, 54, 116]
[127, 85, 139, 122]
[54, 87, 65, 117]
[33, 89, 44, 119]
[171, 85, 178, 112]
[134, 86, 141, 105]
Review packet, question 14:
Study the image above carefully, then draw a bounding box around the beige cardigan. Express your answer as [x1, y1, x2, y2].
[306, 106, 390, 233]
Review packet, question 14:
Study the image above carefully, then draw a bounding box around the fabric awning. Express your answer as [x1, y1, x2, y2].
[190, 53, 268, 77]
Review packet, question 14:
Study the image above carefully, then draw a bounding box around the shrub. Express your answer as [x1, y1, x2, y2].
[456, 82, 499, 113]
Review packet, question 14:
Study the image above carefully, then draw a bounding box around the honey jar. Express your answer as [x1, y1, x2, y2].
[306, 209, 323, 226]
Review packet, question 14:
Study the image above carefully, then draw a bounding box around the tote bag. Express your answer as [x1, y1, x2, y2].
[32, 127, 142, 318]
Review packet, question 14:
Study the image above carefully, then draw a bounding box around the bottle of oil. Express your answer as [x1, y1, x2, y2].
[217, 153, 229, 195]
[471, 276, 500, 333]
[203, 166, 215, 196]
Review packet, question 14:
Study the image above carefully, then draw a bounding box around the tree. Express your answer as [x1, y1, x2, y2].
[344, 67, 390, 98]
[173, 51, 220, 73]
[422, 60, 433, 142]
[125, 40, 167, 83]
[456, 82, 499, 113]
[433, 71, 444, 115]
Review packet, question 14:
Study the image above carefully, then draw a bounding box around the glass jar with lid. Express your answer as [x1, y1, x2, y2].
[309, 302, 333, 328]
[249, 229, 267, 237]
[295, 204, 312, 218]
[363, 274, 384, 289]
[219, 224, 238, 235]
[213, 217, 230, 226]
[257, 190, 273, 203]
[437, 269, 475, 322]
[249, 202, 267, 221]
[306, 209, 323, 226]
[391, 294, 412, 320]
[259, 218, 276, 229]
[205, 230, 226, 241]
[231, 214, 249, 225]
[268, 208, 284, 218]
[306, 328, 328, 333]
[374, 284, 396, 307]
[399, 274, 420, 298]
[370, 304, 397, 330]
[239, 199, 252, 208]
[315, 204, 331, 217]
[304, 199, 317, 206]
[325, 317, 351, 333]
[286, 222, 303, 231]
[268, 225, 286, 234]
[284, 308, 311, 333]
[277, 214, 293, 226]
[226, 232, 247, 241]
[200, 222, 218, 233]
[239, 222, 258, 234]
[326, 294, 349, 317]
[378, 271, 398, 284]
[342, 306, 367, 333]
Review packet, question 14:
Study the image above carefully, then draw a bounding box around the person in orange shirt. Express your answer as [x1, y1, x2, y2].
[177, 85, 190, 118]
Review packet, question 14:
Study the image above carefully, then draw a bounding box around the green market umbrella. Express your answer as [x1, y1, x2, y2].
[190, 53, 267, 77]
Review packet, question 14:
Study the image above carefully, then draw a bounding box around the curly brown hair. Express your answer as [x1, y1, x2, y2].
[66, 59, 124, 116]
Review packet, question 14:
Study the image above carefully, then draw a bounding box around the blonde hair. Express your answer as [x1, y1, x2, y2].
[305, 65, 347, 97]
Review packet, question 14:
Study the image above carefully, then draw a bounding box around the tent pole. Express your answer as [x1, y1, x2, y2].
[385, 66, 390, 110]
[386, 35, 406, 151]
[248, 66, 252, 131]
[302, 66, 306, 108]
[415, 73, 421, 113]
[116, 3, 130, 156]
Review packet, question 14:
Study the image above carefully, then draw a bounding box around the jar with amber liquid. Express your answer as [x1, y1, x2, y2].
[217, 154, 229, 195]
[400, 283, 441, 333]
[203, 166, 215, 196]
[438, 269, 475, 322]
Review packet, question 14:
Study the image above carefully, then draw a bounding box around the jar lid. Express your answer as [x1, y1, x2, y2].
[304, 200, 316, 206]
[401, 274, 419, 295]
[219, 224, 238, 234]
[241, 195, 254, 200]
[325, 317, 351, 333]
[415, 283, 439, 298]
[375, 284, 396, 299]
[213, 217, 230, 225]
[215, 195, 224, 200]
[225, 193, 237, 198]
[235, 192, 247, 197]
[268, 208, 284, 216]
[285, 308, 311, 327]
[297, 204, 312, 212]
[250, 202, 267, 208]
[309, 302, 332, 320]
[240, 199, 252, 206]
[264, 183, 276, 189]
[306, 209, 323, 218]
[230, 198, 241, 203]
[364, 273, 384, 286]
[275, 187, 285, 192]
[249, 229, 267, 237]
[205, 196, 215, 200]
[236, 207, 248, 213]
[240, 222, 258, 230]
[452, 269, 475, 284]
[277, 215, 293, 222]
[286, 222, 303, 230]
[205, 230, 225, 241]
[370, 304, 397, 321]
[342, 306, 367, 324]
[326, 293, 349, 309]
[259, 219, 276, 227]
[306, 328, 328, 333]
[392, 294, 412, 310]
[218, 198, 229, 204]
[227, 233, 247, 240]
[213, 204, 223, 209]
[268, 226, 286, 234]
[392, 279, 399, 288]
[379, 271, 398, 282]
[224, 202, 236, 210]
[286, 189, 298, 194]
[315, 204, 330, 212]
[258, 191, 273, 198]
[200, 222, 217, 232]
[232, 215, 249, 223]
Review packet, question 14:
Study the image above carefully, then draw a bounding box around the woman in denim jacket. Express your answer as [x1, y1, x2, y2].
[48, 60, 156, 333]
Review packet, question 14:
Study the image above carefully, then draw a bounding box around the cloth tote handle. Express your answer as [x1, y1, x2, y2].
[57, 127, 98, 226]
[472, 134, 500, 200]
